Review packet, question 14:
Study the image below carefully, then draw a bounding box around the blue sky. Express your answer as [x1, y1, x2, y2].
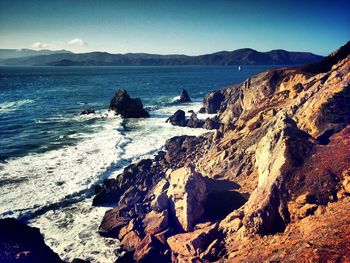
[0, 0, 349, 55]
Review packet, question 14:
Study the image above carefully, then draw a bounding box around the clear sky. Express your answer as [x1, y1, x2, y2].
[0, 0, 349, 55]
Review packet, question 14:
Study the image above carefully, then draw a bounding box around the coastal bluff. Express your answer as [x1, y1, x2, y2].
[94, 42, 350, 262]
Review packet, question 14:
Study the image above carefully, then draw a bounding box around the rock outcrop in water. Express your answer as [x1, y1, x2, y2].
[178, 89, 191, 103]
[0, 218, 63, 263]
[94, 42, 350, 262]
[109, 89, 150, 118]
[80, 107, 95, 115]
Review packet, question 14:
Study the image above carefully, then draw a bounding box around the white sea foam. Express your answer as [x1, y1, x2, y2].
[1, 102, 210, 262]
[0, 115, 124, 219]
[30, 199, 119, 263]
[0, 99, 34, 114]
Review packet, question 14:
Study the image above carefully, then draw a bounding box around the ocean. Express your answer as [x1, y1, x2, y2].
[0, 65, 277, 262]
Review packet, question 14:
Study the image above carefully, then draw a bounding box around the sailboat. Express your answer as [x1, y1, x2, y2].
[238, 66, 242, 71]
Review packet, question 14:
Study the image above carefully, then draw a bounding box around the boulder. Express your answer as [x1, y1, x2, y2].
[0, 218, 63, 263]
[98, 205, 131, 237]
[143, 210, 169, 235]
[167, 166, 207, 231]
[166, 110, 186, 127]
[187, 112, 204, 128]
[80, 107, 95, 115]
[120, 230, 142, 252]
[178, 89, 192, 103]
[109, 89, 150, 118]
[167, 223, 219, 258]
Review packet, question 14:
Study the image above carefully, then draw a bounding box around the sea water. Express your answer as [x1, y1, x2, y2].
[0, 65, 276, 262]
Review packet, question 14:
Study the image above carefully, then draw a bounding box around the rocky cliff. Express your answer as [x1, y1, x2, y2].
[95, 42, 350, 262]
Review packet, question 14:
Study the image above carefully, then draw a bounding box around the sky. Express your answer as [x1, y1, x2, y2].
[0, 0, 349, 55]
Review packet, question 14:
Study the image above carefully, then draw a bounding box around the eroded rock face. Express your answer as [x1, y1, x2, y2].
[109, 89, 150, 118]
[0, 218, 63, 263]
[238, 113, 314, 236]
[203, 90, 225, 113]
[167, 166, 207, 232]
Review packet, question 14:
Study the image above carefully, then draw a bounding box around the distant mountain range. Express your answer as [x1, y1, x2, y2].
[0, 49, 72, 60]
[0, 48, 323, 66]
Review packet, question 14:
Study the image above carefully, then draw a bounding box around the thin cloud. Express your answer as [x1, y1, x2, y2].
[32, 42, 49, 49]
[67, 38, 87, 46]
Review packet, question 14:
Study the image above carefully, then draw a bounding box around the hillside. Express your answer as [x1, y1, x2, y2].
[0, 49, 71, 60]
[0, 48, 323, 66]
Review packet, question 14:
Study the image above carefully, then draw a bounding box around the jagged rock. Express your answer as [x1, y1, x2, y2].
[0, 218, 63, 263]
[203, 90, 225, 113]
[118, 219, 136, 240]
[178, 89, 192, 103]
[143, 210, 169, 235]
[167, 166, 207, 231]
[187, 112, 204, 128]
[120, 230, 142, 252]
[166, 110, 186, 126]
[167, 223, 219, 259]
[80, 107, 95, 115]
[109, 89, 150, 118]
[98, 205, 131, 237]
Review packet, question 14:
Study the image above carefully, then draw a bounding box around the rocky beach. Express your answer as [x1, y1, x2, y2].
[2, 41, 349, 262]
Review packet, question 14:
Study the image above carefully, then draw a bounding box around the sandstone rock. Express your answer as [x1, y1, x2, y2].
[167, 223, 219, 257]
[298, 203, 318, 219]
[166, 109, 187, 126]
[109, 89, 150, 118]
[241, 113, 314, 235]
[80, 107, 95, 115]
[0, 218, 63, 263]
[99, 205, 130, 237]
[120, 230, 142, 251]
[178, 89, 192, 103]
[143, 210, 169, 235]
[150, 179, 169, 212]
[167, 166, 207, 232]
[118, 219, 136, 240]
[154, 228, 173, 244]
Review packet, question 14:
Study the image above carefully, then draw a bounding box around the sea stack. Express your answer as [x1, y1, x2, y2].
[109, 89, 150, 118]
[178, 89, 192, 103]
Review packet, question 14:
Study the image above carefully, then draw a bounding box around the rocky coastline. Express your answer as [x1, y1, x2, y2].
[93, 41, 350, 262]
[1, 42, 349, 262]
